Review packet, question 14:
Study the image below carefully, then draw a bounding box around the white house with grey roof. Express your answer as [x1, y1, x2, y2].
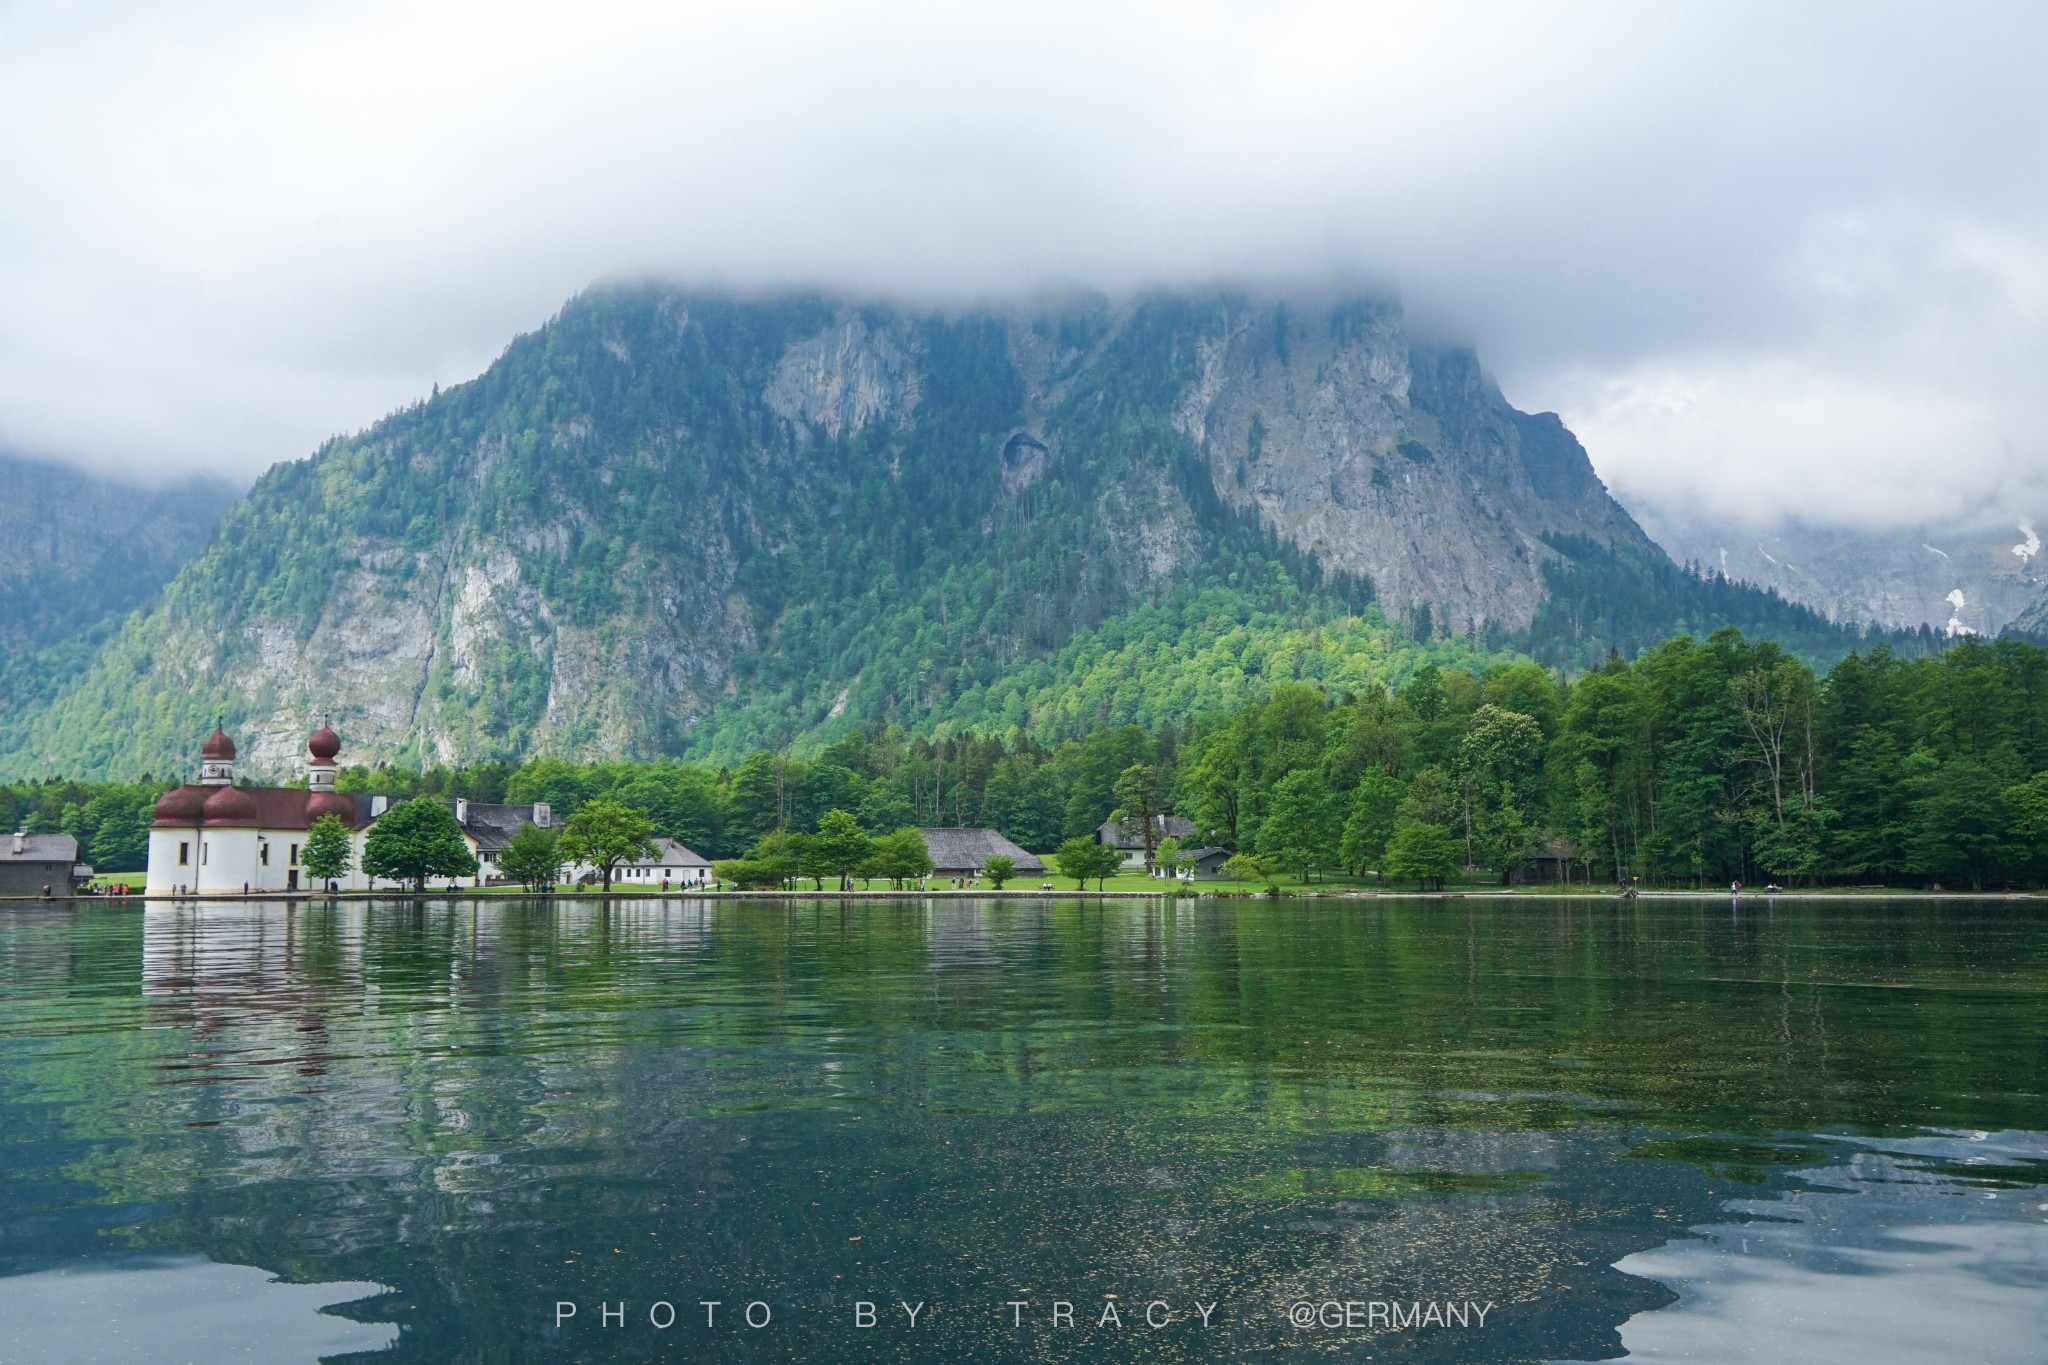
[442, 798, 556, 885]
[600, 837, 714, 888]
[1096, 814, 1197, 870]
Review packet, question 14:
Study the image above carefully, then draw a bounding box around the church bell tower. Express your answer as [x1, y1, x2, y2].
[199, 723, 237, 786]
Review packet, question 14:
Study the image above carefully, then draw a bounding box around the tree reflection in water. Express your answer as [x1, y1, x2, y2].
[0, 896, 2038, 1362]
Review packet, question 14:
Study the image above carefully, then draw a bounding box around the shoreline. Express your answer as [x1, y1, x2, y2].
[12, 887, 2048, 905]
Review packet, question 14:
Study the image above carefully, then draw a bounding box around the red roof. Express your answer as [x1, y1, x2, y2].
[201, 727, 236, 761]
[202, 786, 260, 825]
[153, 786, 207, 823]
[308, 726, 341, 761]
[306, 790, 355, 822]
[150, 785, 367, 831]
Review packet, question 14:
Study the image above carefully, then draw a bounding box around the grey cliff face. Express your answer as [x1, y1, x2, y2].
[1172, 300, 1651, 633]
[2010, 579, 2048, 638]
[764, 313, 922, 437]
[218, 480, 750, 776]
[1637, 509, 2046, 636]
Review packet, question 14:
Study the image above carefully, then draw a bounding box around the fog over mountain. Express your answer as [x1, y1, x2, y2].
[2, 1, 2045, 557]
[0, 450, 236, 662]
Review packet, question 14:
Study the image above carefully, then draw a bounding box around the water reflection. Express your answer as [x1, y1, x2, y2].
[0, 896, 2041, 1361]
[1590, 1132, 2048, 1363]
[0, 1254, 394, 1363]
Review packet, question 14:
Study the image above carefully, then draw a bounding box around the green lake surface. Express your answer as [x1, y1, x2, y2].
[0, 896, 2043, 1362]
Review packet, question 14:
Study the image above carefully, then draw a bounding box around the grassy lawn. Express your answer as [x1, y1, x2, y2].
[1023, 869, 1509, 894]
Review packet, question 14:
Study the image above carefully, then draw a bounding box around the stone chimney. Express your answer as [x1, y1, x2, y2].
[11, 831, 22, 856]
[455, 798, 470, 826]
[533, 802, 552, 827]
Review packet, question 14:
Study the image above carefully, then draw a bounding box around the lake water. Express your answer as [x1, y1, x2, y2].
[0, 896, 2043, 1362]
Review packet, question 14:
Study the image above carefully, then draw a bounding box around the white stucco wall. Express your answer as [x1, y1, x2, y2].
[147, 827, 315, 894]
[145, 829, 201, 894]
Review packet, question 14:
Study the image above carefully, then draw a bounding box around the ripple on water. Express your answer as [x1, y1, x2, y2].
[1585, 1131, 2048, 1365]
[0, 1254, 396, 1363]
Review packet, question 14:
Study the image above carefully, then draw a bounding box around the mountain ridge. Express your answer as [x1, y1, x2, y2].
[0, 286, 1873, 781]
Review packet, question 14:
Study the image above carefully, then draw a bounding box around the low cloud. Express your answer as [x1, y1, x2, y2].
[1, 0, 2042, 528]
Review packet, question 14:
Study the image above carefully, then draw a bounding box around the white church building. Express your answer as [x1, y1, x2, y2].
[145, 724, 559, 895]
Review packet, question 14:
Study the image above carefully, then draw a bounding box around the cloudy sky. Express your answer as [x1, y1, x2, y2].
[2, 0, 2043, 533]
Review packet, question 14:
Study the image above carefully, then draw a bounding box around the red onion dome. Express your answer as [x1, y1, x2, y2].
[307, 725, 341, 762]
[202, 785, 260, 825]
[201, 727, 236, 761]
[305, 790, 356, 822]
[152, 786, 206, 823]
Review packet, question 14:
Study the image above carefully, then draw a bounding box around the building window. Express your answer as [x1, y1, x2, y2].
[201, 842, 208, 866]
[178, 841, 190, 866]
[259, 844, 270, 867]
[289, 843, 299, 866]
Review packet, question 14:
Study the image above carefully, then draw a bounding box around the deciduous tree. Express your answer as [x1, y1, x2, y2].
[864, 827, 934, 888]
[497, 821, 562, 891]
[1257, 769, 1339, 881]
[1111, 762, 1161, 869]
[1053, 837, 1120, 890]
[558, 798, 657, 893]
[301, 812, 354, 890]
[1383, 821, 1461, 891]
[1220, 851, 1277, 890]
[363, 799, 478, 892]
[1339, 769, 1403, 876]
[810, 809, 874, 890]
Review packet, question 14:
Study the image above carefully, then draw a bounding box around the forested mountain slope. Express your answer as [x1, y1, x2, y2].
[0, 287, 1877, 781]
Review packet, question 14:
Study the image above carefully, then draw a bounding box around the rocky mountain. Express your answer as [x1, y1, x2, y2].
[1166, 303, 1652, 631]
[0, 453, 238, 657]
[2012, 582, 2048, 639]
[0, 451, 238, 727]
[1636, 507, 2045, 637]
[0, 287, 1860, 781]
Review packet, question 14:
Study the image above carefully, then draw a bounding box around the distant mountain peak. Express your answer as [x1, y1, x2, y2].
[1636, 505, 2046, 636]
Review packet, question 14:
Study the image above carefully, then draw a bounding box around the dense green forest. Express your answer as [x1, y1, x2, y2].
[20, 628, 2045, 889]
